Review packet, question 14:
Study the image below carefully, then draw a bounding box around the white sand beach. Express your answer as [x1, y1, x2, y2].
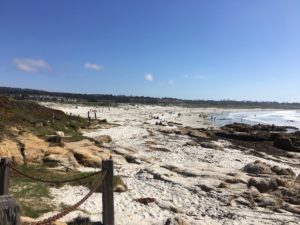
[41, 103, 300, 225]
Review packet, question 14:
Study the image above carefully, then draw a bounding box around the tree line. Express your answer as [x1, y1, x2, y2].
[1, 86, 300, 109]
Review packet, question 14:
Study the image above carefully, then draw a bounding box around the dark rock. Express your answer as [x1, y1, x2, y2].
[47, 135, 62, 144]
[188, 130, 208, 139]
[241, 161, 273, 175]
[271, 165, 295, 176]
[200, 142, 223, 150]
[125, 155, 141, 164]
[148, 146, 170, 152]
[135, 197, 156, 205]
[222, 123, 252, 132]
[273, 137, 300, 152]
[215, 131, 269, 142]
[272, 187, 300, 205]
[248, 177, 278, 193]
[255, 196, 283, 208]
[197, 184, 215, 192]
[68, 217, 92, 225]
[164, 217, 191, 225]
[217, 182, 228, 188]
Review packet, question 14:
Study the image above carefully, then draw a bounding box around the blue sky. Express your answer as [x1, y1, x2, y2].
[0, 0, 300, 102]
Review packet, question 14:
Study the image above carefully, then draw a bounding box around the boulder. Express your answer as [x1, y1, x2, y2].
[255, 196, 283, 208]
[164, 217, 191, 225]
[247, 177, 278, 193]
[274, 137, 300, 152]
[272, 187, 300, 205]
[271, 165, 295, 176]
[241, 160, 273, 175]
[95, 135, 112, 145]
[67, 139, 110, 167]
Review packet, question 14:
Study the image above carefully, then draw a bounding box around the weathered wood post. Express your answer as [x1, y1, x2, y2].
[0, 195, 21, 225]
[94, 111, 97, 120]
[102, 159, 114, 225]
[52, 113, 55, 124]
[88, 111, 91, 126]
[0, 158, 10, 195]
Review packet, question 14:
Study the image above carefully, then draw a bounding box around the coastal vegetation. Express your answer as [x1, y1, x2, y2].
[0, 95, 88, 142]
[0, 96, 126, 220]
[1, 86, 300, 109]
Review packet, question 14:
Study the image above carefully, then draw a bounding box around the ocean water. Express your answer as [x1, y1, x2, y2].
[214, 110, 300, 130]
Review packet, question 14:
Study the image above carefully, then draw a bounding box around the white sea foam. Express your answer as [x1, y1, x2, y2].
[224, 110, 300, 129]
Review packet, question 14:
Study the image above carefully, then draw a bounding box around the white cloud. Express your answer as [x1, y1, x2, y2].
[84, 63, 103, 71]
[145, 73, 154, 81]
[13, 58, 51, 73]
[168, 80, 174, 85]
[194, 75, 207, 79]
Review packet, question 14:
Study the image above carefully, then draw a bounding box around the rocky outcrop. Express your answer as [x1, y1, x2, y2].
[242, 161, 295, 177]
[222, 123, 252, 132]
[67, 140, 110, 167]
[273, 137, 300, 152]
[222, 123, 294, 133]
[215, 131, 269, 142]
[0, 133, 111, 169]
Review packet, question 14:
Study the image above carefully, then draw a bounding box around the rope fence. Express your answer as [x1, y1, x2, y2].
[0, 157, 115, 225]
[8, 164, 102, 184]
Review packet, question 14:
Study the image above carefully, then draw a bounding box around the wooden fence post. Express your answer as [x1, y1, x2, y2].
[52, 113, 55, 124]
[102, 159, 114, 225]
[88, 111, 91, 126]
[0, 158, 10, 195]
